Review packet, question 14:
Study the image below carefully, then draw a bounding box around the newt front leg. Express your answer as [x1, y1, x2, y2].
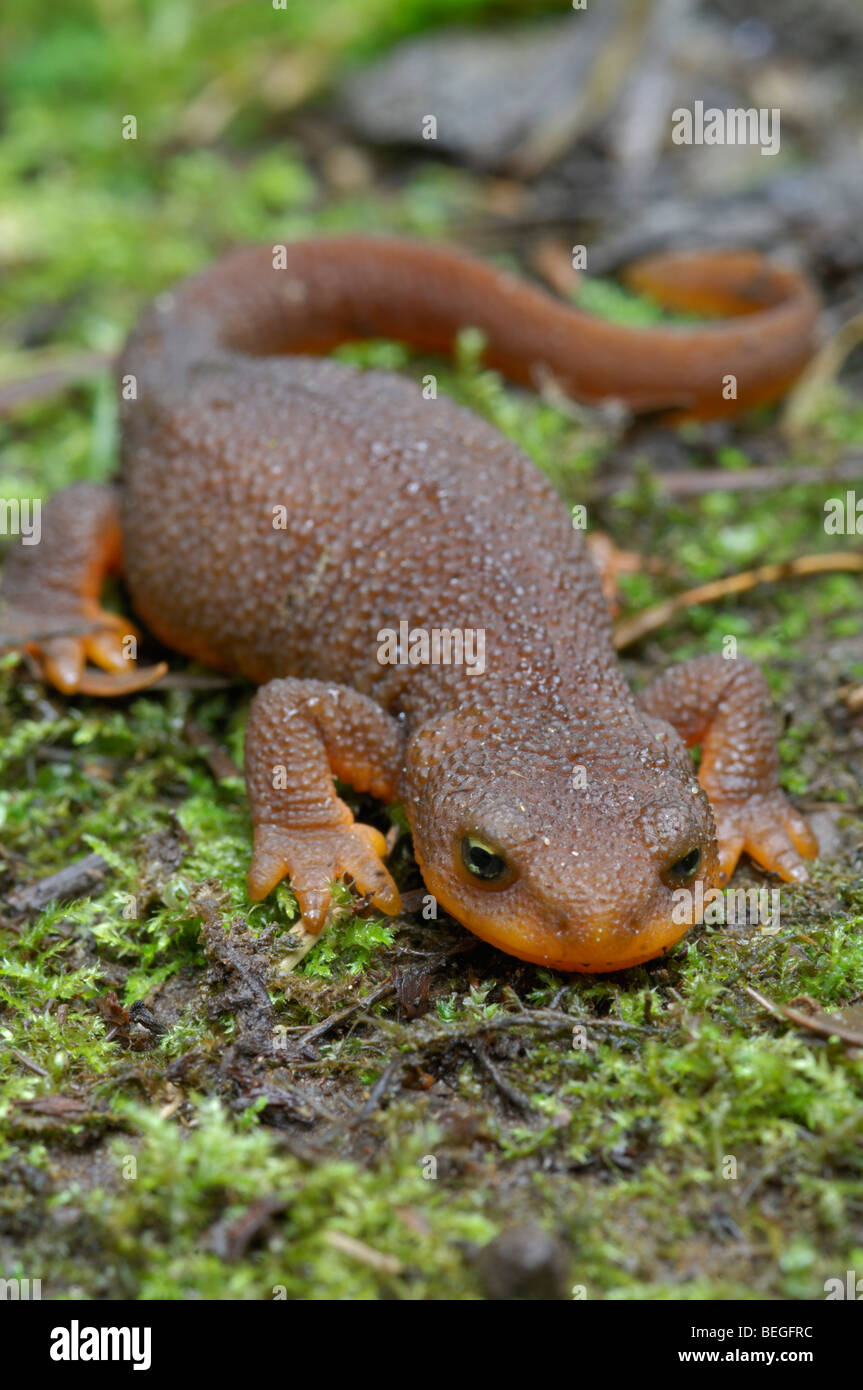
[638, 653, 817, 883]
[0, 481, 166, 695]
[244, 677, 405, 929]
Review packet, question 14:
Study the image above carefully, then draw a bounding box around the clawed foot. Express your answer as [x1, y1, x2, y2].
[707, 788, 818, 885]
[248, 812, 400, 930]
[0, 601, 167, 695]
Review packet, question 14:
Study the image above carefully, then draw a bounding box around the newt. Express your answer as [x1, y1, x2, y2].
[0, 237, 819, 971]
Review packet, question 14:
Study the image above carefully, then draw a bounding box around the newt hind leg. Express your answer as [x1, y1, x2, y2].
[639, 653, 818, 884]
[0, 481, 166, 695]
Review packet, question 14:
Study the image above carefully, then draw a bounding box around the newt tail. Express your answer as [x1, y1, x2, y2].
[131, 237, 819, 421]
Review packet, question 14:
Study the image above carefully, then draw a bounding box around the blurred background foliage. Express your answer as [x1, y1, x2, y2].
[0, 0, 554, 329]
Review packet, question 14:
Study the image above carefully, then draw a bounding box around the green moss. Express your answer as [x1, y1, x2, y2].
[575, 276, 701, 325]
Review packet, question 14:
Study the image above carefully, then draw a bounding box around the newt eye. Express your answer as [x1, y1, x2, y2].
[666, 847, 703, 883]
[462, 835, 509, 883]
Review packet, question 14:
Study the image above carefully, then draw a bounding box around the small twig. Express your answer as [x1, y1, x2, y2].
[11, 1050, 50, 1078]
[536, 1008, 642, 1032]
[155, 672, 236, 690]
[207, 1196, 291, 1262]
[323, 1230, 402, 1275]
[355, 1055, 411, 1121]
[795, 798, 863, 813]
[505, 0, 655, 178]
[291, 978, 396, 1053]
[0, 350, 114, 415]
[184, 716, 241, 781]
[235, 1084, 335, 1125]
[745, 986, 863, 1048]
[592, 452, 863, 500]
[782, 313, 863, 436]
[529, 237, 582, 298]
[614, 552, 863, 649]
[470, 1039, 535, 1113]
[5, 852, 110, 916]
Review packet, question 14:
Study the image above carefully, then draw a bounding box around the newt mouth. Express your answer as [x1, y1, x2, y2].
[455, 913, 694, 974]
[422, 866, 701, 973]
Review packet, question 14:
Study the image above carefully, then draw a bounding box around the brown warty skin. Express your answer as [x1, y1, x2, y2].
[0, 238, 819, 971]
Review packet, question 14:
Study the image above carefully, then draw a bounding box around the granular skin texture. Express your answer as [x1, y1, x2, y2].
[0, 237, 819, 970]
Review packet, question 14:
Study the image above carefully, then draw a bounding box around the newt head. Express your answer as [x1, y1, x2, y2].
[402, 710, 720, 973]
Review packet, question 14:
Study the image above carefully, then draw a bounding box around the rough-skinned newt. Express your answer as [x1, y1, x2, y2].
[0, 238, 819, 971]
